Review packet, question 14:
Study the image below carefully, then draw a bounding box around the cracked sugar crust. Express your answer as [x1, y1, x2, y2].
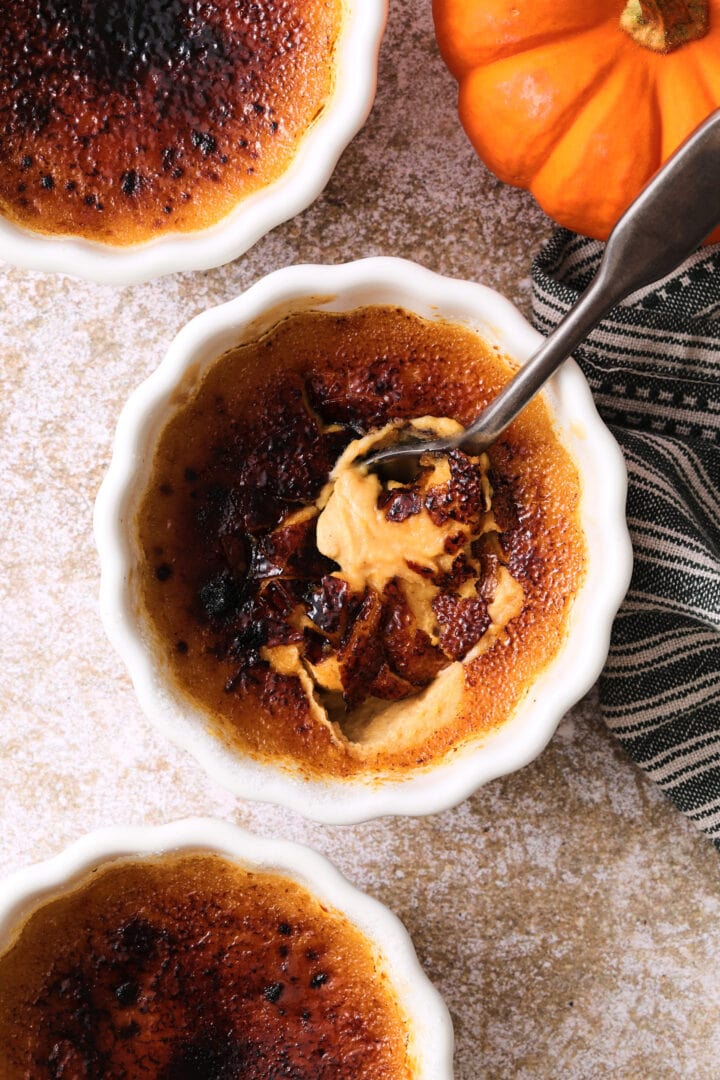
[290, 421, 523, 728]
[136, 306, 586, 780]
[0, 0, 342, 243]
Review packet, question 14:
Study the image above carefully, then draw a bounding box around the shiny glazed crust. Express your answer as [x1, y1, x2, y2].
[0, 851, 413, 1078]
[0, 5, 387, 282]
[0, 1, 342, 245]
[0, 820, 453, 1076]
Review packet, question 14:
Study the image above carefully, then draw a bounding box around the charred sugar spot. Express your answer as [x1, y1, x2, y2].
[306, 358, 404, 428]
[206, 484, 228, 506]
[191, 130, 217, 156]
[118, 1020, 141, 1040]
[155, 563, 173, 582]
[176, 639, 189, 654]
[14, 93, 50, 134]
[40, 174, 54, 189]
[378, 486, 422, 522]
[120, 169, 140, 196]
[260, 670, 310, 717]
[159, 1036, 257, 1080]
[263, 982, 283, 1003]
[184, 467, 198, 482]
[425, 449, 485, 526]
[310, 972, 329, 988]
[65, 180, 77, 192]
[84, 194, 96, 206]
[306, 576, 349, 635]
[432, 593, 490, 661]
[473, 549, 500, 602]
[160, 482, 173, 496]
[486, 469, 519, 533]
[405, 560, 434, 578]
[434, 552, 474, 591]
[229, 618, 267, 654]
[278, 922, 292, 936]
[381, 580, 446, 686]
[21, 154, 33, 169]
[114, 980, 139, 1007]
[114, 916, 161, 960]
[44, 0, 229, 87]
[199, 572, 241, 622]
[253, 518, 335, 581]
[443, 532, 466, 555]
[332, 588, 384, 707]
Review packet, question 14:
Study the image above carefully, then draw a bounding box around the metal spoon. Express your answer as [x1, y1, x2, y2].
[364, 108, 720, 479]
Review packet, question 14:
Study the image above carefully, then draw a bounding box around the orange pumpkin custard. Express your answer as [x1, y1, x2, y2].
[136, 306, 586, 780]
[0, 0, 342, 243]
[0, 852, 413, 1078]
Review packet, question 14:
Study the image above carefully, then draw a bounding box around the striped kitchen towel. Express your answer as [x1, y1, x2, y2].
[532, 229, 720, 848]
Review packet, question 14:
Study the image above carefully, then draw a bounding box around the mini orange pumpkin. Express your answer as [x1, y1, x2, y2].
[432, 0, 720, 242]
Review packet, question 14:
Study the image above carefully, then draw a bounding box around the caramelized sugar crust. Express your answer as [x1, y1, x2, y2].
[0, 853, 412, 1078]
[137, 307, 586, 778]
[0, 1, 341, 244]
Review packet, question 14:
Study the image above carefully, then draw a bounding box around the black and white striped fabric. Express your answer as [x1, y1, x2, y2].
[532, 229, 720, 849]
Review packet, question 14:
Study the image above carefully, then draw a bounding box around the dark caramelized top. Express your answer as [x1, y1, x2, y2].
[0, 1, 342, 243]
[0, 852, 413, 1078]
[137, 306, 586, 779]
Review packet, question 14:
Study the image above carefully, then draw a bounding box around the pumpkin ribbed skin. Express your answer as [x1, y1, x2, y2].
[432, 0, 720, 242]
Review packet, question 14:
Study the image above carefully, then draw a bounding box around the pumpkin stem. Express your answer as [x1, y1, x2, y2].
[620, 0, 709, 51]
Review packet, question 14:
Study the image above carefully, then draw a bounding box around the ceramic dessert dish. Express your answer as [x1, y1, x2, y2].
[0, 1, 387, 284]
[0, 818, 453, 1077]
[94, 258, 633, 823]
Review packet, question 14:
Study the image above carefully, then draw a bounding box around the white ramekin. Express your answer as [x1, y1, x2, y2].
[0, 2, 387, 285]
[94, 257, 633, 823]
[0, 818, 453, 1078]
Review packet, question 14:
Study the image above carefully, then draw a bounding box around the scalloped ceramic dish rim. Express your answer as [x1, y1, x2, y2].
[0, 0, 387, 285]
[94, 257, 633, 824]
[0, 818, 454, 1079]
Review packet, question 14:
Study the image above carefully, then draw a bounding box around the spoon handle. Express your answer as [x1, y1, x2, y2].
[461, 108, 720, 455]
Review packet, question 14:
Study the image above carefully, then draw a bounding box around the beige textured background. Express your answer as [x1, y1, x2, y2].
[1, 3, 719, 1077]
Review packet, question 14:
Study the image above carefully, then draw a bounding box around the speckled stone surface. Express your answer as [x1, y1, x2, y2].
[1, 3, 719, 1078]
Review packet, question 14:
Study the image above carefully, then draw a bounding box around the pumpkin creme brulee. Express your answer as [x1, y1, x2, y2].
[136, 306, 587, 779]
